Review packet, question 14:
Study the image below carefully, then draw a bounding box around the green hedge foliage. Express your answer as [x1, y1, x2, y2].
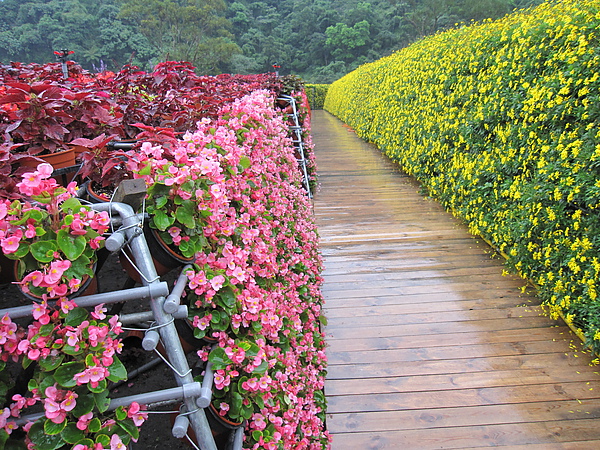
[324, 0, 600, 354]
[306, 84, 329, 109]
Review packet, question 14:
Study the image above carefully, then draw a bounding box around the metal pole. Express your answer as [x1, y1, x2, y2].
[94, 202, 217, 450]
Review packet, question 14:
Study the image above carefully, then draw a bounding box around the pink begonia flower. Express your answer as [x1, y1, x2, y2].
[76, 411, 93, 431]
[24, 223, 36, 239]
[168, 226, 182, 244]
[92, 210, 110, 228]
[68, 278, 82, 292]
[108, 315, 123, 334]
[43, 397, 67, 424]
[88, 325, 109, 347]
[74, 366, 109, 388]
[218, 402, 230, 417]
[91, 304, 107, 320]
[210, 184, 225, 200]
[90, 236, 104, 250]
[213, 370, 231, 389]
[10, 393, 37, 417]
[0, 229, 22, 254]
[65, 330, 79, 347]
[19, 171, 43, 190]
[25, 271, 44, 288]
[127, 402, 148, 427]
[258, 375, 272, 391]
[0, 408, 10, 428]
[225, 346, 246, 364]
[45, 260, 71, 285]
[209, 275, 225, 291]
[194, 314, 211, 330]
[36, 163, 54, 178]
[187, 270, 208, 290]
[229, 266, 246, 283]
[0, 202, 7, 220]
[59, 298, 77, 314]
[47, 283, 68, 298]
[26, 346, 41, 361]
[251, 413, 267, 431]
[31, 301, 50, 324]
[69, 217, 89, 235]
[60, 391, 78, 412]
[242, 377, 258, 391]
[110, 434, 126, 450]
[3, 420, 16, 435]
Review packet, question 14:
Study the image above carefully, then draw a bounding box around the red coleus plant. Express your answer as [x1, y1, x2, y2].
[0, 81, 124, 156]
[63, 89, 124, 141]
[0, 82, 73, 155]
[71, 133, 129, 189]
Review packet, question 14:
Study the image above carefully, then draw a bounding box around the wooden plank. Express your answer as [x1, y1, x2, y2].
[324, 316, 557, 340]
[319, 239, 490, 255]
[326, 399, 600, 433]
[326, 352, 593, 380]
[323, 289, 536, 310]
[322, 274, 530, 292]
[329, 419, 600, 449]
[321, 282, 537, 299]
[326, 340, 589, 365]
[325, 382, 600, 413]
[322, 256, 506, 275]
[324, 297, 538, 318]
[323, 266, 509, 284]
[470, 442, 600, 450]
[326, 367, 600, 395]
[325, 306, 542, 328]
[326, 327, 577, 352]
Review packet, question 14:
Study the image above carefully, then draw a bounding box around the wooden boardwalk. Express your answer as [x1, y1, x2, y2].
[311, 111, 600, 449]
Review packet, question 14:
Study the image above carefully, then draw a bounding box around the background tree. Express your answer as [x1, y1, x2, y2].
[0, 0, 546, 80]
[118, 0, 241, 74]
[0, 0, 155, 70]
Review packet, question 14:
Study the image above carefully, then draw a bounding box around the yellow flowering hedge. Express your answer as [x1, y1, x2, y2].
[325, 0, 600, 352]
[306, 84, 329, 109]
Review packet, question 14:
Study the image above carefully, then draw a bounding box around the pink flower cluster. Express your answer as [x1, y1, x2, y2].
[0, 163, 110, 299]
[0, 300, 127, 441]
[0, 300, 122, 364]
[132, 91, 329, 448]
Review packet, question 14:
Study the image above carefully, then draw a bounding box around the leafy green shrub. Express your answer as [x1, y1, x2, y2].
[305, 84, 329, 109]
[325, 0, 600, 353]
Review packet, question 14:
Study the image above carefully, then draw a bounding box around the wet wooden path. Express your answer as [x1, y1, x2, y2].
[311, 110, 600, 449]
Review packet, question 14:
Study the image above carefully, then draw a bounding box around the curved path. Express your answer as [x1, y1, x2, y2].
[311, 110, 600, 449]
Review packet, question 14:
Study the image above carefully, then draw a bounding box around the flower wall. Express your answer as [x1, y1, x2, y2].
[128, 90, 329, 449]
[325, 1, 600, 352]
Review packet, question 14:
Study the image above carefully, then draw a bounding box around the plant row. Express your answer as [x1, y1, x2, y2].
[324, 0, 600, 353]
[0, 60, 281, 154]
[0, 61, 327, 449]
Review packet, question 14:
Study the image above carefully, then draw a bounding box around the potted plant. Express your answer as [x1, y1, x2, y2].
[0, 299, 147, 449]
[126, 125, 230, 267]
[0, 143, 45, 283]
[0, 82, 74, 163]
[0, 163, 109, 300]
[64, 89, 124, 145]
[70, 133, 132, 202]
